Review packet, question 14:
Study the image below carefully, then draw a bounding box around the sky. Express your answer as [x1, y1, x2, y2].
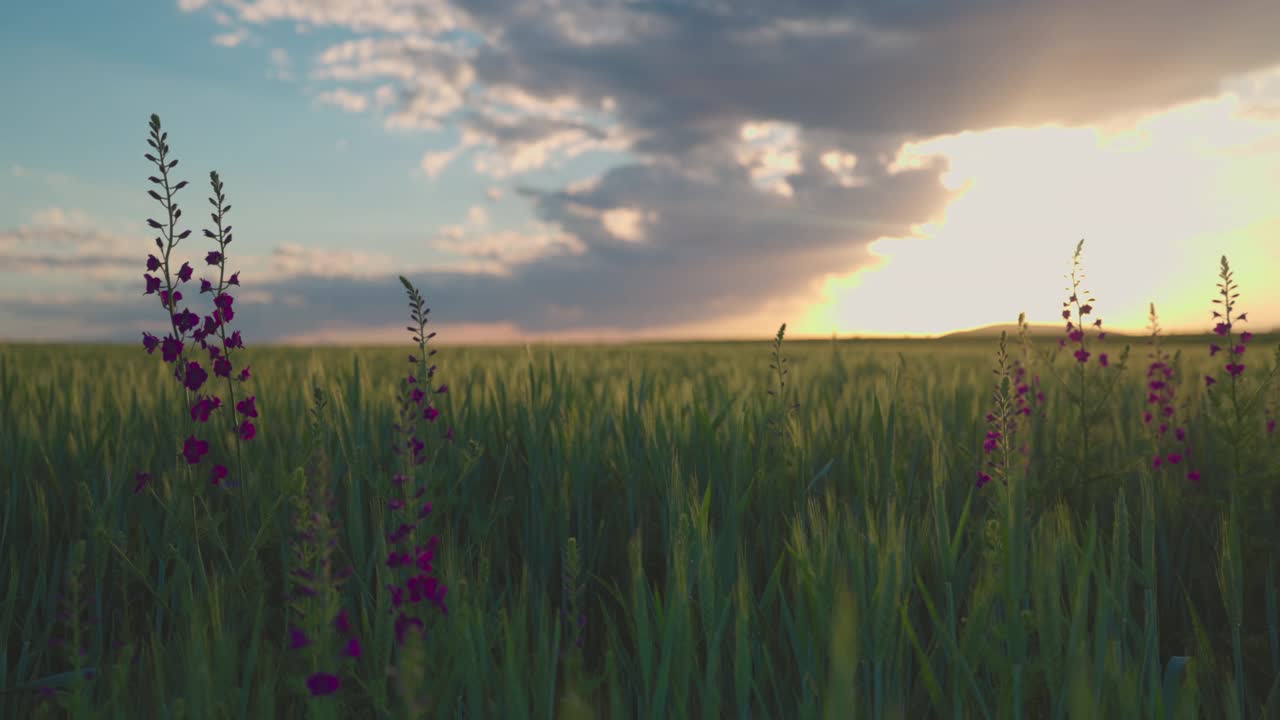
[2, 0, 1280, 345]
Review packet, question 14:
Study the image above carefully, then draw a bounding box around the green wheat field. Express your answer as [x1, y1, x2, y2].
[3, 324, 1280, 718]
[3, 116, 1280, 717]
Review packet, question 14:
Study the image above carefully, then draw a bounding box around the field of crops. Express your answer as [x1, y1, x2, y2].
[2, 323, 1279, 718]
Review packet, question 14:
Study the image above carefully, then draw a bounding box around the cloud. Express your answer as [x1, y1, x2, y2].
[29, 207, 93, 228]
[429, 223, 587, 274]
[268, 47, 294, 80]
[420, 147, 465, 178]
[233, 0, 462, 34]
[819, 150, 862, 188]
[373, 84, 397, 108]
[269, 242, 397, 278]
[315, 88, 369, 112]
[734, 121, 802, 197]
[212, 28, 249, 47]
[599, 208, 653, 243]
[9, 163, 74, 186]
[0, 208, 142, 279]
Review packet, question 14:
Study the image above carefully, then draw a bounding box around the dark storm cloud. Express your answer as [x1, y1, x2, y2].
[454, 0, 1280, 150]
[3, 152, 950, 341]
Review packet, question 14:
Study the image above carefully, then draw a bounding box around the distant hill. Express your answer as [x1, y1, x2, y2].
[938, 323, 1277, 341]
[939, 323, 1140, 341]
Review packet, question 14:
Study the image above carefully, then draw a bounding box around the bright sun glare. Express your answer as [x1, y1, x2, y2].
[800, 73, 1280, 338]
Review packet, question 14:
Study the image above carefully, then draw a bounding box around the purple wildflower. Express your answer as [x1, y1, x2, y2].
[236, 395, 258, 418]
[182, 436, 209, 465]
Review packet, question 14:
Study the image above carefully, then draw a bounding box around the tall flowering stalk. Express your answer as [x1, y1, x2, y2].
[1199, 255, 1280, 720]
[1045, 240, 1130, 489]
[763, 323, 800, 461]
[977, 314, 1043, 489]
[1143, 303, 1198, 483]
[135, 114, 256, 492]
[1202, 256, 1280, 492]
[1012, 313, 1045, 432]
[977, 331, 1020, 490]
[976, 330, 1034, 710]
[280, 385, 361, 703]
[1205, 256, 1251, 488]
[384, 276, 450, 650]
[195, 170, 254, 483]
[284, 471, 361, 700]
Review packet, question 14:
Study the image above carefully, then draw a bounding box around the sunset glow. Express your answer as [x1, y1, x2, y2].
[803, 83, 1280, 338]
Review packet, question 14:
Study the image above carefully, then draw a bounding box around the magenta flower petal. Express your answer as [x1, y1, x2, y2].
[183, 361, 208, 392]
[190, 395, 223, 422]
[239, 421, 256, 441]
[235, 396, 258, 418]
[182, 435, 210, 465]
[160, 336, 184, 363]
[213, 356, 232, 378]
